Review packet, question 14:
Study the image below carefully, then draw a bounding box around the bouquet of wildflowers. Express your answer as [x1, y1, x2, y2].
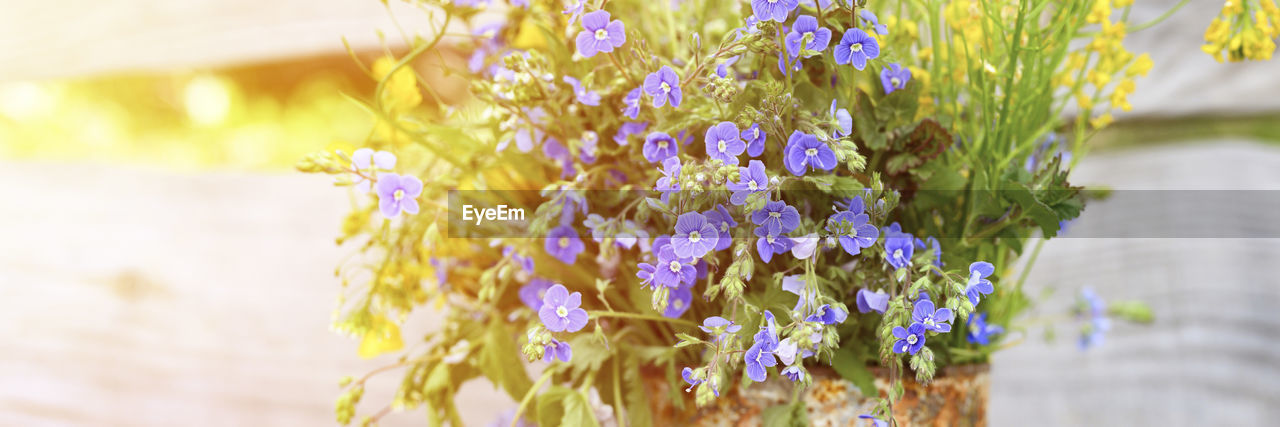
[297, 0, 1188, 425]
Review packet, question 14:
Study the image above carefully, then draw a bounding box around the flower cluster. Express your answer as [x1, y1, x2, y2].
[1204, 0, 1280, 62]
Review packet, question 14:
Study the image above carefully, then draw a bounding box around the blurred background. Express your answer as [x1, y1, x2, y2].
[1, 0, 1278, 426]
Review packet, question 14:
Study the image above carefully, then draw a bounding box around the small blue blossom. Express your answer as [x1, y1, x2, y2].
[653, 246, 696, 288]
[826, 210, 879, 256]
[636, 262, 655, 288]
[519, 278, 554, 310]
[751, 200, 801, 235]
[744, 339, 778, 382]
[699, 316, 742, 342]
[665, 285, 693, 318]
[655, 157, 682, 202]
[622, 87, 642, 119]
[727, 160, 770, 206]
[715, 55, 740, 78]
[884, 234, 915, 270]
[858, 9, 889, 35]
[643, 131, 679, 163]
[671, 212, 720, 259]
[545, 225, 586, 265]
[702, 204, 738, 252]
[891, 323, 927, 354]
[750, 0, 799, 23]
[579, 131, 599, 164]
[562, 0, 586, 26]
[741, 123, 767, 157]
[805, 304, 848, 325]
[754, 311, 780, 350]
[834, 28, 880, 70]
[911, 298, 953, 333]
[855, 288, 889, 314]
[784, 15, 832, 59]
[1077, 287, 1111, 350]
[777, 50, 804, 75]
[783, 131, 837, 176]
[538, 284, 588, 332]
[575, 11, 626, 58]
[879, 63, 912, 95]
[375, 173, 423, 218]
[543, 338, 572, 363]
[829, 100, 853, 138]
[542, 138, 574, 178]
[614, 121, 648, 146]
[781, 365, 802, 382]
[562, 76, 601, 106]
[916, 236, 943, 270]
[681, 367, 702, 391]
[754, 227, 794, 263]
[704, 121, 745, 165]
[858, 414, 890, 427]
[965, 261, 996, 306]
[966, 313, 1004, 345]
[643, 66, 683, 108]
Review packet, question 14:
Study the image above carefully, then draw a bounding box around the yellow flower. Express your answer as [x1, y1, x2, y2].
[1088, 70, 1111, 88]
[1126, 53, 1153, 77]
[1087, 0, 1112, 24]
[1110, 79, 1136, 111]
[1089, 112, 1114, 129]
[1114, 0, 1133, 6]
[917, 47, 934, 63]
[1205, 18, 1230, 45]
[358, 315, 405, 359]
[1223, 0, 1244, 17]
[1076, 91, 1094, 110]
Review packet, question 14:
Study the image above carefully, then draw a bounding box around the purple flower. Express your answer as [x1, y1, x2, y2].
[858, 9, 889, 35]
[704, 121, 744, 165]
[917, 236, 943, 269]
[699, 316, 741, 342]
[727, 160, 770, 206]
[891, 323, 927, 354]
[643, 66, 682, 108]
[884, 234, 914, 270]
[780, 365, 802, 382]
[805, 304, 848, 325]
[538, 284, 588, 332]
[681, 366, 703, 391]
[702, 205, 738, 252]
[614, 121, 648, 146]
[965, 261, 996, 306]
[671, 212, 719, 258]
[563, 0, 586, 26]
[966, 313, 1003, 345]
[636, 262, 656, 288]
[741, 123, 766, 157]
[911, 299, 953, 333]
[880, 63, 911, 95]
[856, 289, 889, 313]
[375, 173, 423, 218]
[1077, 287, 1111, 350]
[826, 210, 878, 256]
[834, 28, 880, 70]
[653, 246, 696, 289]
[754, 311, 780, 350]
[546, 225, 585, 264]
[859, 414, 890, 427]
[744, 339, 777, 382]
[715, 55, 740, 78]
[575, 11, 626, 58]
[751, 200, 800, 236]
[754, 226, 794, 263]
[563, 76, 601, 106]
[351, 148, 396, 192]
[829, 100, 852, 139]
[643, 131, 679, 163]
[543, 338, 573, 363]
[750, 0, 799, 22]
[776, 50, 804, 75]
[519, 278, 554, 310]
[783, 131, 837, 176]
[655, 157, 682, 201]
[784, 15, 832, 58]
[665, 285, 693, 318]
[622, 87, 642, 119]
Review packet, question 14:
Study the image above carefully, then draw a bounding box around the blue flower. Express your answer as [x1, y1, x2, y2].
[776, 50, 804, 75]
[826, 210, 878, 256]
[665, 285, 693, 318]
[750, 0, 798, 22]
[965, 261, 996, 306]
[858, 10, 889, 35]
[781, 365, 802, 382]
[681, 366, 702, 391]
[543, 338, 572, 363]
[519, 278, 554, 310]
[614, 121, 648, 146]
[671, 212, 720, 258]
[702, 204, 738, 252]
[655, 157, 681, 202]
[1077, 287, 1111, 350]
[727, 160, 770, 206]
[911, 298, 953, 333]
[636, 262, 656, 288]
[741, 123, 767, 157]
[834, 28, 880, 70]
[858, 414, 890, 427]
[783, 131, 837, 176]
[754, 311, 780, 349]
[784, 15, 832, 58]
[546, 225, 585, 264]
[562, 0, 586, 26]
[542, 138, 574, 178]
[751, 200, 800, 236]
[704, 121, 745, 165]
[966, 313, 1003, 345]
[754, 227, 794, 263]
[884, 234, 914, 270]
[538, 284, 588, 332]
[643, 66, 682, 108]
[699, 316, 742, 342]
[653, 246, 696, 289]
[744, 339, 778, 382]
[829, 100, 853, 138]
[855, 288, 889, 313]
[916, 236, 942, 269]
[643, 131, 679, 163]
[563, 76, 601, 106]
[622, 87, 642, 119]
[575, 11, 626, 58]
[891, 323, 927, 354]
[716, 55, 740, 78]
[879, 63, 912, 95]
[805, 304, 848, 325]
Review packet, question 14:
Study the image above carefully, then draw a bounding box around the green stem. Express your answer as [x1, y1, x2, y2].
[592, 310, 698, 328]
[511, 370, 554, 427]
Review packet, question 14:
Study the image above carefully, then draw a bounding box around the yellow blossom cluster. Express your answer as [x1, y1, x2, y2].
[1055, 0, 1153, 129]
[1204, 0, 1280, 61]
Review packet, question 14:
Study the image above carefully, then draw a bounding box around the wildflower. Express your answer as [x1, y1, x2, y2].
[858, 414, 890, 427]
[774, 337, 799, 366]
[884, 234, 914, 270]
[1077, 287, 1111, 350]
[715, 55, 740, 78]
[542, 139, 574, 178]
[916, 236, 942, 269]
[891, 323, 927, 354]
[744, 339, 778, 382]
[655, 157, 682, 201]
[855, 289, 889, 313]
[614, 121, 648, 146]
[826, 210, 878, 256]
[777, 50, 804, 75]
[965, 261, 996, 306]
[805, 304, 848, 325]
[858, 10, 889, 35]
[643, 131, 679, 163]
[790, 233, 820, 259]
[911, 299, 953, 333]
[562, 76, 601, 106]
[665, 285, 693, 318]
[754, 227, 794, 263]
[781, 365, 803, 382]
[636, 262, 655, 288]
[741, 123, 767, 157]
[575, 11, 626, 58]
[671, 212, 720, 258]
[879, 63, 912, 95]
[704, 121, 745, 165]
[750, 0, 799, 23]
[751, 200, 800, 236]
[375, 173, 423, 218]
[784, 15, 832, 59]
[538, 284, 588, 332]
[681, 367, 703, 391]
[653, 246, 697, 288]
[702, 205, 739, 252]
[519, 278, 555, 310]
[754, 311, 780, 349]
[783, 131, 837, 176]
[829, 100, 852, 138]
[781, 275, 816, 312]
[727, 160, 770, 205]
[834, 28, 880, 70]
[643, 66, 683, 108]
[545, 225, 586, 264]
[543, 338, 572, 362]
[966, 313, 1003, 345]
[563, 0, 586, 26]
[350, 148, 396, 193]
[615, 220, 648, 249]
[622, 87, 642, 119]
[699, 316, 742, 342]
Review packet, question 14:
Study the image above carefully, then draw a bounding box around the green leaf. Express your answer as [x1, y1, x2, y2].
[562, 391, 602, 427]
[479, 321, 533, 401]
[761, 401, 809, 427]
[567, 334, 610, 379]
[535, 386, 574, 426]
[832, 345, 877, 397]
[1004, 183, 1062, 237]
[622, 352, 653, 427]
[424, 362, 450, 395]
